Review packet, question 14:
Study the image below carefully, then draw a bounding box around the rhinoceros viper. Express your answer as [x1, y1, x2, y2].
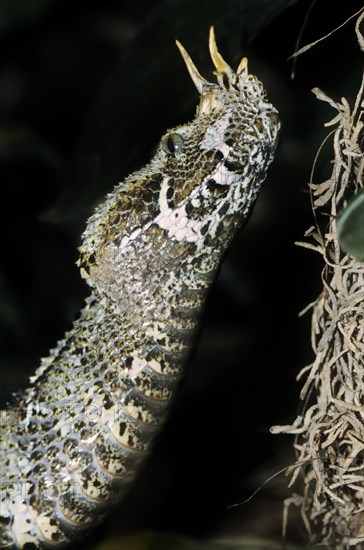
[0, 27, 280, 549]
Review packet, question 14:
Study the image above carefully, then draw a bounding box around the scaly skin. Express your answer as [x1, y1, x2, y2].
[0, 28, 280, 548]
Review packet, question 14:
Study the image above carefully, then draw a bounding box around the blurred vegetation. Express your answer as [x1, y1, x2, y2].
[90, 531, 303, 550]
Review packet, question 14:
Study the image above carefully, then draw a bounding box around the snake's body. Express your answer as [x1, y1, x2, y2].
[0, 29, 279, 549]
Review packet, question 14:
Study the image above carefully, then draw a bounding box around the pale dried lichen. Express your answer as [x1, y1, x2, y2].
[272, 11, 364, 549]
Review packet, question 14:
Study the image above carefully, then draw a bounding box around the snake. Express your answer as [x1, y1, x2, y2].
[0, 27, 280, 549]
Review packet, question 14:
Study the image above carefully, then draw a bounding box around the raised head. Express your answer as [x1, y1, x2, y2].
[154, 26, 280, 250]
[80, 28, 280, 298]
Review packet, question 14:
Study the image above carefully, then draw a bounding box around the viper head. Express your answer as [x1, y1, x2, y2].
[152, 27, 280, 252]
[79, 27, 280, 288]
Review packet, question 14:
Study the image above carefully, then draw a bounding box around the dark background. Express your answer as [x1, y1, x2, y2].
[0, 0, 362, 547]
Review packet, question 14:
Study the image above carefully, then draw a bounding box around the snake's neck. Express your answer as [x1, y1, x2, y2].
[23, 230, 223, 424]
[0, 252, 215, 549]
[78, 212, 229, 377]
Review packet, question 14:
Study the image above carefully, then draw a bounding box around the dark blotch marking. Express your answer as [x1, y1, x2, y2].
[119, 422, 126, 436]
[203, 234, 213, 247]
[103, 394, 114, 410]
[148, 173, 163, 192]
[166, 187, 174, 200]
[206, 179, 228, 194]
[0, 515, 10, 525]
[27, 422, 38, 434]
[214, 150, 224, 161]
[224, 159, 245, 174]
[142, 187, 155, 204]
[200, 221, 210, 236]
[185, 201, 193, 215]
[30, 450, 43, 461]
[218, 203, 229, 217]
[225, 138, 234, 147]
[32, 464, 46, 475]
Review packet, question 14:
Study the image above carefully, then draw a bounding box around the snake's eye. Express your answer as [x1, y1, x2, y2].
[163, 132, 184, 155]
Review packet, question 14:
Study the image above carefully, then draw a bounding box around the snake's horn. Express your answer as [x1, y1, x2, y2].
[209, 26, 233, 77]
[237, 56, 248, 74]
[176, 39, 209, 94]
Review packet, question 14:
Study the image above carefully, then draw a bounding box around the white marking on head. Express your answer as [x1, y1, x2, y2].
[155, 177, 205, 245]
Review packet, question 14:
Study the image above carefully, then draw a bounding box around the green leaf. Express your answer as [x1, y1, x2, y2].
[337, 189, 364, 261]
